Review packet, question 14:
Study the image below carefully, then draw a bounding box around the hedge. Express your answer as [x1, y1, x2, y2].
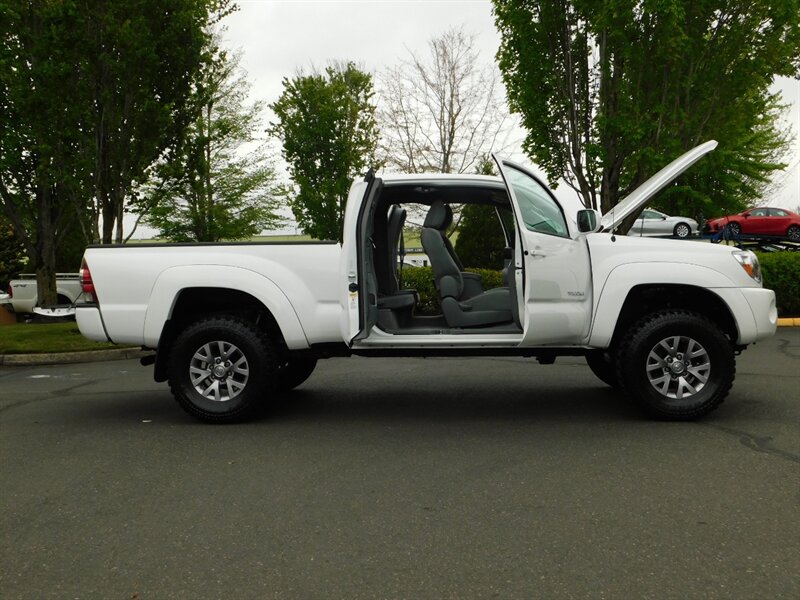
[399, 266, 505, 313]
[756, 251, 800, 316]
[400, 251, 799, 317]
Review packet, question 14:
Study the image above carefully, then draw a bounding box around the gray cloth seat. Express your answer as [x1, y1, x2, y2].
[377, 205, 416, 310]
[421, 201, 513, 327]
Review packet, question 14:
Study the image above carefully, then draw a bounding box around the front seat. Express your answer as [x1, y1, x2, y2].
[421, 200, 513, 327]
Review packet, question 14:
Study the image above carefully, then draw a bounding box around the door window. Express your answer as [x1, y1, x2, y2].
[503, 166, 569, 238]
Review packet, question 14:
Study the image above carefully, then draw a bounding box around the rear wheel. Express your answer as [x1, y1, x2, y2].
[673, 222, 691, 238]
[169, 315, 278, 423]
[787, 225, 800, 241]
[616, 310, 734, 420]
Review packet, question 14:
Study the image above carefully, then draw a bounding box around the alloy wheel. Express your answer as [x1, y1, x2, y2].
[645, 335, 710, 400]
[189, 340, 250, 402]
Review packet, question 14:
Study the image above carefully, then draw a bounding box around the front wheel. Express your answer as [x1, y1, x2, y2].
[673, 222, 692, 238]
[169, 315, 278, 423]
[616, 310, 735, 420]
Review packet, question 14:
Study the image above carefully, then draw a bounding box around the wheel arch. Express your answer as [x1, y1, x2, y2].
[605, 284, 738, 350]
[152, 287, 291, 383]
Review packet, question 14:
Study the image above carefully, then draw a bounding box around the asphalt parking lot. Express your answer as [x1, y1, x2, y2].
[1, 330, 798, 599]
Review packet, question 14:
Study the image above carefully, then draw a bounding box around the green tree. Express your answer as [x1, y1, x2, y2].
[493, 0, 799, 220]
[139, 45, 280, 242]
[0, 0, 95, 305]
[88, 0, 229, 243]
[454, 204, 507, 269]
[0, 0, 223, 305]
[0, 215, 25, 288]
[270, 62, 380, 242]
[453, 156, 506, 269]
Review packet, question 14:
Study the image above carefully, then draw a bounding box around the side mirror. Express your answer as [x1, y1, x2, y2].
[577, 209, 602, 233]
[660, 215, 667, 220]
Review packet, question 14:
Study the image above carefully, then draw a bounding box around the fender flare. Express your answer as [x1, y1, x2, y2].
[143, 265, 309, 350]
[589, 262, 739, 347]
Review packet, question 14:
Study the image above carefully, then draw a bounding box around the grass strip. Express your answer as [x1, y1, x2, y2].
[0, 322, 129, 355]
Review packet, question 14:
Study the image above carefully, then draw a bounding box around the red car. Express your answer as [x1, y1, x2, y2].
[705, 207, 800, 241]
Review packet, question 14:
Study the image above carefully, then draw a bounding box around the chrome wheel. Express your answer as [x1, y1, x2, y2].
[674, 223, 691, 238]
[646, 335, 710, 400]
[788, 225, 800, 241]
[189, 341, 249, 402]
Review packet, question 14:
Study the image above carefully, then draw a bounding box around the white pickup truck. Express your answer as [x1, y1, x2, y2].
[7, 273, 85, 315]
[77, 141, 777, 423]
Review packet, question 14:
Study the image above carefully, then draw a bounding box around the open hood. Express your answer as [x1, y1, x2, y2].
[600, 140, 718, 232]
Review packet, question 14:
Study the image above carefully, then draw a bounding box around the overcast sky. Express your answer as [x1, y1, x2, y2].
[129, 0, 800, 237]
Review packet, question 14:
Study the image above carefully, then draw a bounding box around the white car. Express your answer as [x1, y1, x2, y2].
[628, 208, 698, 238]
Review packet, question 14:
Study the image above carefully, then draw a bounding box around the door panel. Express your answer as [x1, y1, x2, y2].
[493, 157, 593, 345]
[339, 176, 382, 345]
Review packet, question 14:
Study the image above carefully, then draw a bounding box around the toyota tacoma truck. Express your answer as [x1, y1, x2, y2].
[7, 273, 87, 316]
[76, 141, 777, 423]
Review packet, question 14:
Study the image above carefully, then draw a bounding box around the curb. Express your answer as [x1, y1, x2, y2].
[777, 318, 800, 327]
[0, 347, 152, 367]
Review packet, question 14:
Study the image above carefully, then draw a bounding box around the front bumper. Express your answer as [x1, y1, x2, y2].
[740, 287, 777, 343]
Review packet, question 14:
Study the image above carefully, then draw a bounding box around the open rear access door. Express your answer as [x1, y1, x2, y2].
[339, 172, 383, 345]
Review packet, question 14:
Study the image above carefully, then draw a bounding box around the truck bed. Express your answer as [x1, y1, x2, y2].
[78, 241, 343, 349]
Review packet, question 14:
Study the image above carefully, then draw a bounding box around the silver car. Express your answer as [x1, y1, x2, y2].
[628, 208, 698, 238]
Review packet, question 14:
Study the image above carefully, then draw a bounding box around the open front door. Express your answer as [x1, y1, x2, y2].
[493, 155, 593, 346]
[339, 173, 383, 345]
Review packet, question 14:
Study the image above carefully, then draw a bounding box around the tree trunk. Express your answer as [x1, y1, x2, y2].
[101, 197, 115, 244]
[34, 188, 58, 307]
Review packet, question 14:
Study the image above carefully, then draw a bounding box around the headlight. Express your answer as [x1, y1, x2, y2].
[732, 251, 762, 284]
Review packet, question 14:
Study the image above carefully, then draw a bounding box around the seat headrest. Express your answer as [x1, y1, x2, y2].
[423, 201, 453, 231]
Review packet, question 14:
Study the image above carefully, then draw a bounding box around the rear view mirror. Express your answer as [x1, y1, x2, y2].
[577, 209, 602, 233]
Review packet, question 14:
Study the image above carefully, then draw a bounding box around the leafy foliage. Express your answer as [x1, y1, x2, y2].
[0, 0, 95, 304]
[140, 44, 279, 242]
[0, 0, 222, 304]
[493, 0, 799, 219]
[270, 63, 380, 242]
[756, 251, 800, 316]
[399, 266, 439, 313]
[400, 266, 505, 313]
[88, 0, 228, 243]
[0, 216, 25, 287]
[454, 204, 507, 269]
